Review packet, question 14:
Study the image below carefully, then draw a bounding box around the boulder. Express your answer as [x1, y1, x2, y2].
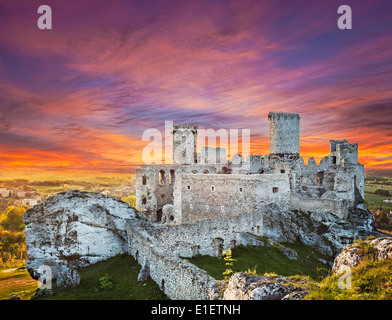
[23, 190, 140, 288]
[332, 237, 392, 274]
[222, 272, 309, 300]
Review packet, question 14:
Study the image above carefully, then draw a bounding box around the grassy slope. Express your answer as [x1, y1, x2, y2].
[189, 238, 392, 300]
[0, 267, 38, 300]
[37, 254, 168, 300]
[186, 240, 333, 281]
[306, 254, 392, 300]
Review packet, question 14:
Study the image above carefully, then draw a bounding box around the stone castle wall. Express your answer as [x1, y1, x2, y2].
[126, 202, 293, 299]
[175, 173, 290, 223]
[127, 219, 217, 300]
[289, 193, 349, 219]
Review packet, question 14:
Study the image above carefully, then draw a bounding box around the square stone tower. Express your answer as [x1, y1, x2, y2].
[268, 112, 300, 155]
[172, 124, 198, 165]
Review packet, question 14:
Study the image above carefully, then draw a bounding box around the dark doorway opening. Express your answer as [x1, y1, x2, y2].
[157, 209, 163, 222]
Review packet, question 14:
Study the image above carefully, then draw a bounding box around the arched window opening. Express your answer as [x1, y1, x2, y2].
[159, 170, 165, 185]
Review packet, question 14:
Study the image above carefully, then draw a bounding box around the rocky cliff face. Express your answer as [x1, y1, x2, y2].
[23, 190, 138, 288]
[258, 201, 376, 257]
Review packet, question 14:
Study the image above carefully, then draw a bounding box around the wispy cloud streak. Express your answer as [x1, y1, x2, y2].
[0, 0, 391, 175]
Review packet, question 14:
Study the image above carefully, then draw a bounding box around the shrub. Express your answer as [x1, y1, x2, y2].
[373, 189, 391, 197]
[121, 195, 136, 208]
[0, 205, 28, 268]
[98, 273, 114, 290]
[222, 250, 236, 283]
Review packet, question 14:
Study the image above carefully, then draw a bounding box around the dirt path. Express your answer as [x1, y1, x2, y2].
[1, 268, 17, 274]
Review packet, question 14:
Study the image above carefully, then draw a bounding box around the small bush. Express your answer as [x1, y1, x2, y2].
[357, 274, 377, 293]
[98, 273, 114, 290]
[373, 189, 390, 197]
[222, 250, 237, 283]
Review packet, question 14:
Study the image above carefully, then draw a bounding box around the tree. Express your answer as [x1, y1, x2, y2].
[0, 205, 28, 232]
[0, 205, 28, 268]
[373, 189, 391, 197]
[378, 210, 390, 225]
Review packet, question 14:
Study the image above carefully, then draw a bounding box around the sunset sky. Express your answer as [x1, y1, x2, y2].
[0, 0, 391, 178]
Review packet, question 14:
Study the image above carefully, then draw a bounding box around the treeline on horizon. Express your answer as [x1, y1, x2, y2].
[0, 177, 132, 188]
[0, 179, 100, 187]
[364, 176, 392, 185]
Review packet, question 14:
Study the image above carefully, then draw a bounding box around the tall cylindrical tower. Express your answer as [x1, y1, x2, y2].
[268, 112, 300, 155]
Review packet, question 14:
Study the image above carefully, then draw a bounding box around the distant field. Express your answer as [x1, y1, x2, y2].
[32, 184, 90, 193]
[364, 183, 392, 211]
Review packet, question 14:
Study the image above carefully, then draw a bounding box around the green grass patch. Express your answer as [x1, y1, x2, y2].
[186, 240, 332, 281]
[364, 191, 392, 209]
[364, 183, 392, 211]
[37, 254, 168, 300]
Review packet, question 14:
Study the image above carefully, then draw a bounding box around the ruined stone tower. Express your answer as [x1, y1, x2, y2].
[172, 124, 198, 165]
[268, 112, 300, 155]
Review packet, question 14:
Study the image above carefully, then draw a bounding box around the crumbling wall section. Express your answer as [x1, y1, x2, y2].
[289, 193, 348, 219]
[135, 165, 178, 221]
[153, 209, 268, 258]
[127, 219, 217, 300]
[176, 173, 290, 223]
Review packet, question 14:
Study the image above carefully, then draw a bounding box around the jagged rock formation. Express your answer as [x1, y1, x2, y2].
[332, 237, 392, 274]
[218, 273, 309, 300]
[23, 190, 137, 288]
[256, 201, 376, 257]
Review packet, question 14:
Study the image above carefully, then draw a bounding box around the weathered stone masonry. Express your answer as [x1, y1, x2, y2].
[126, 218, 218, 300]
[136, 111, 364, 224]
[126, 203, 290, 299]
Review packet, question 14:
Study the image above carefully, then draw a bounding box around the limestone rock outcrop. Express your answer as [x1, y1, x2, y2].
[258, 200, 376, 257]
[23, 190, 139, 288]
[221, 273, 309, 300]
[332, 237, 392, 274]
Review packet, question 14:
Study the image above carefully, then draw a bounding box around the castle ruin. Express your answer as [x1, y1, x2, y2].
[135, 112, 365, 224]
